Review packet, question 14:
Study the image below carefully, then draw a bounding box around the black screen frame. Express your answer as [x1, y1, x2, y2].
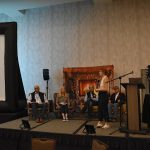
[0, 22, 26, 113]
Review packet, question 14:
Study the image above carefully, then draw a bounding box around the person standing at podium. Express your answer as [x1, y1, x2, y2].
[96, 70, 109, 129]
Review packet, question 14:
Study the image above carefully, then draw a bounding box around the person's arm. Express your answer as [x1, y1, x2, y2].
[95, 87, 100, 92]
[95, 78, 101, 92]
[67, 95, 70, 106]
[91, 93, 98, 101]
[56, 95, 60, 108]
[109, 94, 113, 103]
[84, 94, 87, 102]
[96, 76, 109, 92]
[44, 93, 48, 103]
[27, 93, 32, 104]
[92, 97, 97, 101]
[103, 76, 109, 92]
[120, 93, 126, 104]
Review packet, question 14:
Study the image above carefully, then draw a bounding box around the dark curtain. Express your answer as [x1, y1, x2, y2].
[0, 128, 150, 150]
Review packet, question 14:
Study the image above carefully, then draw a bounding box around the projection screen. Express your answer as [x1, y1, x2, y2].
[0, 35, 5, 101]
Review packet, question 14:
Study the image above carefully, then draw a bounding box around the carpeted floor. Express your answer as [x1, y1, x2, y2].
[32, 119, 86, 134]
[0, 117, 149, 138]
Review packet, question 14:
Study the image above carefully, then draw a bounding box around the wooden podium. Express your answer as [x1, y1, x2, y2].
[121, 83, 145, 132]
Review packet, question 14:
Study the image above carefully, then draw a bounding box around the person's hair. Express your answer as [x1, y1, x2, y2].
[89, 85, 94, 89]
[112, 86, 119, 90]
[59, 86, 67, 96]
[34, 85, 40, 90]
[99, 70, 107, 75]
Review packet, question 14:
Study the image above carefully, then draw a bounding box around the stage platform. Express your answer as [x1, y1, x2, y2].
[0, 117, 150, 150]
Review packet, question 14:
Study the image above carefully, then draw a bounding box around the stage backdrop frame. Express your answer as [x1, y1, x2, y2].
[63, 65, 114, 103]
[0, 22, 26, 113]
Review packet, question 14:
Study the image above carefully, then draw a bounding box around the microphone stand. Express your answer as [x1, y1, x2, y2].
[108, 71, 133, 135]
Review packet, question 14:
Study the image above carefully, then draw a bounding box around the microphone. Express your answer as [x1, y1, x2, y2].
[123, 71, 134, 77]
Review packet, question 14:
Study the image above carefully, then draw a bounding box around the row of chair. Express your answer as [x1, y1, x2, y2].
[27, 92, 126, 120]
[27, 93, 76, 119]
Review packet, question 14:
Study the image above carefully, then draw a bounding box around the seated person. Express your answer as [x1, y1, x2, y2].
[108, 86, 126, 121]
[56, 87, 70, 121]
[82, 85, 98, 116]
[27, 85, 48, 123]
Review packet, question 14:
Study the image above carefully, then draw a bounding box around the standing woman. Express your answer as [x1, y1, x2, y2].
[96, 70, 110, 129]
[56, 87, 70, 121]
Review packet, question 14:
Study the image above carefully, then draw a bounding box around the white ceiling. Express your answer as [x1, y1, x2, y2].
[0, 0, 112, 18]
[0, 0, 87, 17]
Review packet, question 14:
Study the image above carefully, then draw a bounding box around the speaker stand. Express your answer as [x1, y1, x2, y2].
[46, 80, 49, 99]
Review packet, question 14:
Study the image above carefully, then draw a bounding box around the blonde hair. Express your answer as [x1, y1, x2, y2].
[99, 70, 107, 75]
[59, 86, 67, 96]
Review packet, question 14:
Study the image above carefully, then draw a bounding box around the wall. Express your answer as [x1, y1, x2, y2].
[0, 0, 150, 99]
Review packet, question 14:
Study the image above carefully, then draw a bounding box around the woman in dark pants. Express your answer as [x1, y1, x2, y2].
[96, 70, 109, 129]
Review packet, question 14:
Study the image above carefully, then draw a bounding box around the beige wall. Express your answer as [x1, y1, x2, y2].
[0, 0, 150, 99]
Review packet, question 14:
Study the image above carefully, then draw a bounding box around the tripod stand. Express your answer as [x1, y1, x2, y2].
[43, 69, 50, 100]
[108, 71, 133, 135]
[46, 80, 49, 100]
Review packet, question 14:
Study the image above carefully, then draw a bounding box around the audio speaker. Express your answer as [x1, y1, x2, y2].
[147, 65, 150, 78]
[83, 124, 96, 134]
[43, 69, 49, 80]
[20, 119, 30, 130]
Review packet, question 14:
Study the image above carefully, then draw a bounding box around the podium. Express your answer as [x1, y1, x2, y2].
[121, 83, 145, 132]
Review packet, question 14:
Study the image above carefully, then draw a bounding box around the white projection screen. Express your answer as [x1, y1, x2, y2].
[0, 35, 5, 101]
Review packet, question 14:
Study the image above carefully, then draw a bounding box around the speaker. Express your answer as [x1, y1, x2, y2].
[147, 65, 150, 78]
[20, 119, 31, 130]
[83, 124, 96, 134]
[43, 69, 50, 80]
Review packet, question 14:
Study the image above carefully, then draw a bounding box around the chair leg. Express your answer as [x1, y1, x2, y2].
[88, 106, 92, 118]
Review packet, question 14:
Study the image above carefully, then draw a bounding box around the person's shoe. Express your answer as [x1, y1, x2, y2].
[62, 119, 66, 121]
[96, 121, 103, 128]
[65, 118, 69, 121]
[102, 123, 110, 129]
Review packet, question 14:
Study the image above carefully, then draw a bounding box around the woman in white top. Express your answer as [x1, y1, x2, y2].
[56, 87, 70, 121]
[96, 70, 109, 129]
